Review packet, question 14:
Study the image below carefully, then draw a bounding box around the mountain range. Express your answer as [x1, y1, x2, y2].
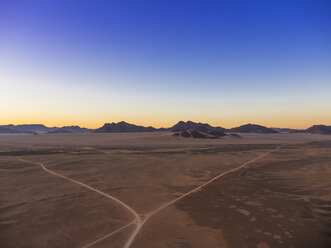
[229, 124, 278, 134]
[47, 126, 91, 134]
[0, 122, 330, 135]
[0, 124, 92, 134]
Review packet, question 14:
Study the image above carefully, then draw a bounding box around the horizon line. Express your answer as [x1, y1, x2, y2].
[1, 120, 329, 130]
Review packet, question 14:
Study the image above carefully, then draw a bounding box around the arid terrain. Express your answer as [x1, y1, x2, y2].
[1, 132, 331, 248]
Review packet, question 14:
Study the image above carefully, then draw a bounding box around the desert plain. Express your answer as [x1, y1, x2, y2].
[1, 132, 331, 248]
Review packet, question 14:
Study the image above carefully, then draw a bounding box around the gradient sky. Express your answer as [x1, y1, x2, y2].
[0, 0, 330, 128]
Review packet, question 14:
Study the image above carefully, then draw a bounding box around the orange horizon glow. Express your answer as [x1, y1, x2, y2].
[1, 116, 330, 130]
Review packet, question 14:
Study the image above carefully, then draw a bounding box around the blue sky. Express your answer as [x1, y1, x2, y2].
[0, 0, 330, 128]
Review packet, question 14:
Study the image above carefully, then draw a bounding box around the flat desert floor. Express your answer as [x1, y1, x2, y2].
[1, 132, 331, 248]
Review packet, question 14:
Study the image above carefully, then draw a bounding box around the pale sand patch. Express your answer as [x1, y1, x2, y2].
[284, 231, 293, 238]
[273, 234, 281, 240]
[236, 208, 251, 216]
[273, 234, 283, 243]
[250, 216, 257, 221]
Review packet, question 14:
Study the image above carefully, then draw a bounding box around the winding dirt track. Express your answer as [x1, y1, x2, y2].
[16, 158, 142, 248]
[17, 146, 280, 248]
[82, 221, 135, 248]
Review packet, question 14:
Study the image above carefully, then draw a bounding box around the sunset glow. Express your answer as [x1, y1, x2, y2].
[1, 0, 330, 129]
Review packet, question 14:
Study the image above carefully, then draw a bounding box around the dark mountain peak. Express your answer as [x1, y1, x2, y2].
[230, 124, 278, 134]
[95, 121, 157, 133]
[17, 124, 47, 127]
[170, 121, 226, 132]
[240, 123, 262, 128]
[16, 124, 49, 131]
[47, 125, 91, 134]
[102, 122, 113, 126]
[171, 121, 227, 139]
[306, 125, 331, 134]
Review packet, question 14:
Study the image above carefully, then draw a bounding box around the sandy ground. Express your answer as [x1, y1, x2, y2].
[0, 132, 331, 247]
[0, 157, 132, 248]
[0, 132, 331, 150]
[174, 142, 331, 248]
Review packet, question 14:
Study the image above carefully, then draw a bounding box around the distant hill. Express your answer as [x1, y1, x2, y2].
[305, 125, 331, 135]
[173, 126, 226, 139]
[0, 124, 46, 133]
[47, 126, 91, 134]
[95, 121, 157, 133]
[170, 121, 226, 132]
[0, 124, 91, 134]
[230, 124, 278, 134]
[14, 124, 49, 132]
[0, 125, 30, 133]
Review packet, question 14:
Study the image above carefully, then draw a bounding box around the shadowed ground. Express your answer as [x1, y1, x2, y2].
[174, 143, 331, 248]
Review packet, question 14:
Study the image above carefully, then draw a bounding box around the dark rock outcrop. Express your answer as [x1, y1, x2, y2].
[170, 121, 226, 133]
[173, 126, 226, 139]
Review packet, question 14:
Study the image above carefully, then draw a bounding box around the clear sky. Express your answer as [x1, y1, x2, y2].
[0, 0, 330, 128]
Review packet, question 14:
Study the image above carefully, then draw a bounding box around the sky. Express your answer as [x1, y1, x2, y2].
[0, 0, 330, 129]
